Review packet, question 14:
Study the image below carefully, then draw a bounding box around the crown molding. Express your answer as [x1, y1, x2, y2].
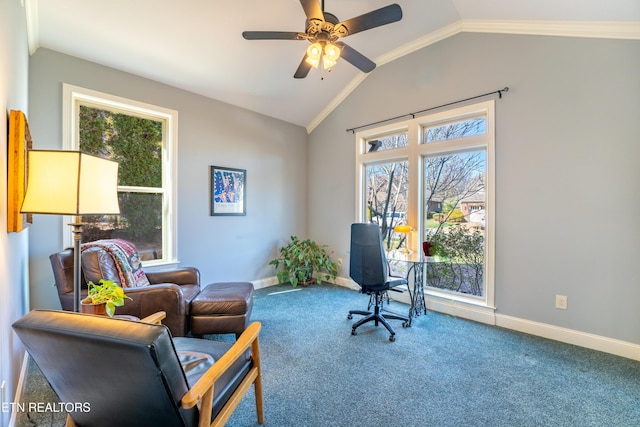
[462, 19, 640, 40]
[307, 19, 640, 133]
[377, 21, 465, 67]
[24, 0, 39, 55]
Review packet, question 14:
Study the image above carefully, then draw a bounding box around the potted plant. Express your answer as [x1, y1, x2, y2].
[269, 236, 338, 287]
[81, 279, 131, 317]
[423, 230, 448, 259]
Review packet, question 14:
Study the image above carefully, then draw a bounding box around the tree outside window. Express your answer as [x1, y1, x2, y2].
[79, 106, 164, 259]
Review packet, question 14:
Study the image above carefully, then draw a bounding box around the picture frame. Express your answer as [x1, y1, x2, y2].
[7, 110, 33, 232]
[210, 166, 246, 216]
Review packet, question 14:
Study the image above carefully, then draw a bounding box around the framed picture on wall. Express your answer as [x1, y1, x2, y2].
[7, 110, 33, 232]
[210, 166, 246, 216]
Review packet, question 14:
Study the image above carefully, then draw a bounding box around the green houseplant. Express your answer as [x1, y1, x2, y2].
[269, 236, 338, 287]
[81, 279, 132, 317]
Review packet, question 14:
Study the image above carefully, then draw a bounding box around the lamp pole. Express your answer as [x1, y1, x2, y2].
[70, 216, 86, 312]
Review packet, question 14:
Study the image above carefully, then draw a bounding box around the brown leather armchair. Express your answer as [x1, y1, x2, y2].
[50, 247, 201, 336]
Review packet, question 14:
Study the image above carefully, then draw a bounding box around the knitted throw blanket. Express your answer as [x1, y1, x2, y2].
[81, 239, 150, 288]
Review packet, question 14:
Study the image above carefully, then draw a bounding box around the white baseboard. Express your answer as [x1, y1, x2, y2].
[7, 353, 29, 427]
[426, 297, 497, 325]
[250, 277, 279, 290]
[496, 314, 640, 361]
[334, 276, 360, 291]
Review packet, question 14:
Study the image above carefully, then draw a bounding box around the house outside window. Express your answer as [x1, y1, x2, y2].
[62, 84, 178, 266]
[355, 101, 495, 309]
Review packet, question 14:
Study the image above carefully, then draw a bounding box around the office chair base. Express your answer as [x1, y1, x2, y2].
[348, 297, 409, 342]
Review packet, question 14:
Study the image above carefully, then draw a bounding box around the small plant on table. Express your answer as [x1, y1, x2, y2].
[82, 279, 131, 317]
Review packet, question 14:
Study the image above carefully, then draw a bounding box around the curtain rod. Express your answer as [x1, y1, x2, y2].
[346, 87, 509, 134]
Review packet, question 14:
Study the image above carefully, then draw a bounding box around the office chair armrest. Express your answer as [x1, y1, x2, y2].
[181, 321, 264, 425]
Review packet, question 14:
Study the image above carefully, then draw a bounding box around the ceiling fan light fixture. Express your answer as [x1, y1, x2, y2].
[243, 3, 403, 78]
[322, 42, 341, 69]
[305, 42, 322, 68]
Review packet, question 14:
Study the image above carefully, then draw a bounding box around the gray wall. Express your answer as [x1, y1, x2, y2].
[308, 33, 640, 345]
[28, 48, 308, 309]
[24, 33, 640, 349]
[0, 0, 31, 423]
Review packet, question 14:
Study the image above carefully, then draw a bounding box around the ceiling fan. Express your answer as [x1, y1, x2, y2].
[242, 0, 403, 78]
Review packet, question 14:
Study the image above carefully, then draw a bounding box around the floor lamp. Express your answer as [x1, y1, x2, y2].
[21, 150, 120, 312]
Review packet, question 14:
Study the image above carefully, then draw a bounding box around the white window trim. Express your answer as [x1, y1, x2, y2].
[355, 100, 495, 311]
[62, 83, 178, 267]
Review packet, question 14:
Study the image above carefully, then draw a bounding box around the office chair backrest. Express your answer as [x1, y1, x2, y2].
[13, 310, 198, 427]
[349, 223, 389, 291]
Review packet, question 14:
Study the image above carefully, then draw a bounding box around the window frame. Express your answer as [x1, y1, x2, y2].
[62, 84, 178, 267]
[355, 100, 495, 311]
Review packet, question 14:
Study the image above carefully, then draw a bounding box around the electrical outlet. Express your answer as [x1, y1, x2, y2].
[555, 295, 568, 310]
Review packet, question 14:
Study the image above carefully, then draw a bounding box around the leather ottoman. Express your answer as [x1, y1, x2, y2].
[190, 282, 254, 338]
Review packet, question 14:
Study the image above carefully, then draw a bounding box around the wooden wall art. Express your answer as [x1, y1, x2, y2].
[8, 110, 32, 232]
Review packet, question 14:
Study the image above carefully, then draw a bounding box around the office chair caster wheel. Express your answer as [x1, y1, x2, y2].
[351, 329, 357, 336]
[402, 321, 410, 328]
[389, 334, 396, 342]
[347, 314, 353, 320]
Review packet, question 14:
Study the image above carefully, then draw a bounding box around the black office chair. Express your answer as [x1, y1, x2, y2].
[348, 223, 410, 341]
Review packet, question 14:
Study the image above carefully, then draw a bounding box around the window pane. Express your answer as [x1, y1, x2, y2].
[365, 161, 408, 249]
[423, 150, 485, 297]
[81, 192, 163, 260]
[365, 131, 408, 152]
[423, 117, 486, 143]
[79, 106, 163, 187]
[79, 105, 164, 257]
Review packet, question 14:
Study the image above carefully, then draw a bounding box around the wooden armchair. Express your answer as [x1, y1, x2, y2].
[13, 310, 264, 427]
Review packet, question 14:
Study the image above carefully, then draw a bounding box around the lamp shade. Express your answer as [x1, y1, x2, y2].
[305, 42, 322, 68]
[21, 150, 120, 215]
[393, 225, 411, 234]
[322, 43, 341, 69]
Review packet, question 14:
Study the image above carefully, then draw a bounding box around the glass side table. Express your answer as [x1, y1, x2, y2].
[387, 250, 431, 326]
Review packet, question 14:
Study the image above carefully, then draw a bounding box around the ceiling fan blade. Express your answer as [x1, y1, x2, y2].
[299, 0, 324, 22]
[294, 55, 312, 79]
[336, 42, 376, 73]
[242, 31, 302, 40]
[335, 4, 402, 37]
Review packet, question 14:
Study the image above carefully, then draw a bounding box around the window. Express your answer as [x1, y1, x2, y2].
[365, 159, 408, 249]
[423, 117, 486, 143]
[63, 84, 178, 266]
[356, 101, 494, 308]
[365, 131, 408, 152]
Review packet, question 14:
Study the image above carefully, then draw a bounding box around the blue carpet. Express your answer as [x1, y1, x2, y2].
[224, 283, 640, 427]
[16, 283, 640, 426]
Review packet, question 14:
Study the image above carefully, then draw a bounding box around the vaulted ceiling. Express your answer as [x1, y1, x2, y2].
[26, 0, 640, 131]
